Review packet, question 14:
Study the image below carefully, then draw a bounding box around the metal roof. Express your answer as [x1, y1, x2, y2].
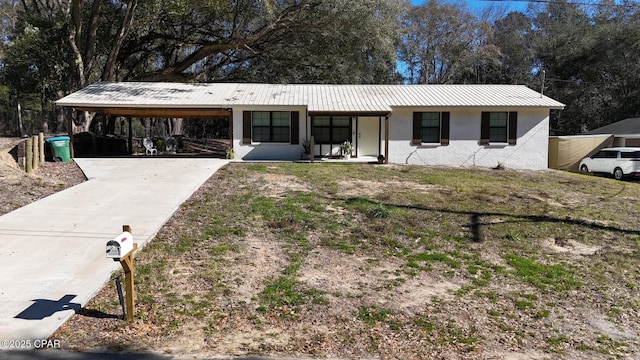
[56, 82, 565, 112]
[586, 118, 640, 137]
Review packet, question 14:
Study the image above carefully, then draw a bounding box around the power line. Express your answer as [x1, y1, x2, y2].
[483, 0, 638, 7]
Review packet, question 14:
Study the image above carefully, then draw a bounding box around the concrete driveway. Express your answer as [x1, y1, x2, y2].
[0, 158, 228, 345]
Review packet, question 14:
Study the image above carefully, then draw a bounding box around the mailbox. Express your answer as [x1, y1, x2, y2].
[106, 231, 134, 260]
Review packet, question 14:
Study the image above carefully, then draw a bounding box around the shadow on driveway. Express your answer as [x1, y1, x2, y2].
[15, 295, 81, 320]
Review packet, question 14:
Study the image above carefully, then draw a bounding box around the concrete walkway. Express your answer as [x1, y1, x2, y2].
[0, 158, 228, 344]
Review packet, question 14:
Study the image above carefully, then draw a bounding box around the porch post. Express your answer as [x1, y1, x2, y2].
[384, 115, 390, 164]
[378, 117, 382, 155]
[66, 108, 74, 159]
[128, 117, 133, 155]
[310, 136, 315, 163]
[228, 112, 233, 150]
[354, 116, 358, 158]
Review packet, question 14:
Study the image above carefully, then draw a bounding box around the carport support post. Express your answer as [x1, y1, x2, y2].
[120, 224, 137, 322]
[128, 117, 133, 155]
[65, 108, 75, 159]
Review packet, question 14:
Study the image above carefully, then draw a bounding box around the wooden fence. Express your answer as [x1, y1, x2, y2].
[17, 133, 46, 174]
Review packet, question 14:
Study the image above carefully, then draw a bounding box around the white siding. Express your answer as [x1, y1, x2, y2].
[232, 106, 308, 161]
[388, 108, 550, 170]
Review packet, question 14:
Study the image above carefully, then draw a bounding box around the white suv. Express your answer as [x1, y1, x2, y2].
[579, 147, 640, 180]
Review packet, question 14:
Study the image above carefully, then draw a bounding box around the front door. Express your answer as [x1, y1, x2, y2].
[357, 117, 379, 157]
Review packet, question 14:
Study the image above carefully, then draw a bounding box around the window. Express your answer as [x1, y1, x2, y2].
[312, 116, 351, 144]
[242, 111, 299, 144]
[421, 112, 441, 143]
[489, 112, 508, 143]
[594, 150, 618, 159]
[412, 112, 450, 146]
[480, 112, 517, 145]
[621, 151, 640, 159]
[252, 111, 290, 142]
[312, 116, 330, 143]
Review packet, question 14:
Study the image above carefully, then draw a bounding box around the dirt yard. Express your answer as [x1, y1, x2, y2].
[0, 138, 86, 216]
[53, 162, 640, 359]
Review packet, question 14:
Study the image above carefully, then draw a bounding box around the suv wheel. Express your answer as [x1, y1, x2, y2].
[580, 164, 589, 173]
[613, 167, 624, 180]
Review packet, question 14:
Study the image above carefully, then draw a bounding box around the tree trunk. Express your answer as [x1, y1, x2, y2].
[67, 0, 85, 88]
[73, 110, 94, 133]
[169, 118, 183, 136]
[83, 0, 103, 82]
[144, 118, 151, 138]
[103, 0, 138, 81]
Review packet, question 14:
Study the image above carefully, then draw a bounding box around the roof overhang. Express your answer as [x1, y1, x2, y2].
[69, 106, 232, 118]
[55, 82, 566, 116]
[308, 111, 391, 117]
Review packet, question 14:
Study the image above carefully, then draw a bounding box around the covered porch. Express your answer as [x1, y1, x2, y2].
[307, 111, 390, 163]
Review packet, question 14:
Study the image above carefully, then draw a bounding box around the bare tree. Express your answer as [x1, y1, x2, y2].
[399, 0, 483, 84]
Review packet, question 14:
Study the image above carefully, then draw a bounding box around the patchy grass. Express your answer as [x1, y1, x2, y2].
[55, 163, 640, 359]
[356, 305, 394, 327]
[257, 275, 327, 314]
[503, 254, 581, 292]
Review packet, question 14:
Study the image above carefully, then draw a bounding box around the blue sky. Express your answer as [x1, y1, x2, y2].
[410, 0, 530, 16]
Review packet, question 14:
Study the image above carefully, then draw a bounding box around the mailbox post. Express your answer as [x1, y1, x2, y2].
[106, 225, 138, 321]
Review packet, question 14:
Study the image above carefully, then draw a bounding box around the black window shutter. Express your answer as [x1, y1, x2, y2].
[508, 112, 517, 145]
[290, 112, 299, 144]
[242, 111, 252, 144]
[480, 112, 490, 145]
[440, 112, 450, 146]
[412, 112, 422, 145]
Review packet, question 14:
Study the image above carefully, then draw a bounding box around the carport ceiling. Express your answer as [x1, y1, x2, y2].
[72, 106, 232, 118]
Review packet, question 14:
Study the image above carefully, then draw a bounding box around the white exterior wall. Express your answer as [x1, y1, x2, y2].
[232, 105, 551, 170]
[232, 106, 308, 161]
[388, 108, 550, 170]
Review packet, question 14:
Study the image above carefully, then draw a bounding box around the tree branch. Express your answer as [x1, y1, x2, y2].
[67, 0, 84, 87]
[141, 0, 321, 81]
[83, 0, 102, 83]
[103, 0, 138, 81]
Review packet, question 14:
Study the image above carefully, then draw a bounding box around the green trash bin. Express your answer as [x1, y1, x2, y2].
[46, 136, 71, 162]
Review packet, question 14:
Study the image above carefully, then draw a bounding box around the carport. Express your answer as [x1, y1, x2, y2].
[56, 82, 234, 158]
[56, 82, 394, 162]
